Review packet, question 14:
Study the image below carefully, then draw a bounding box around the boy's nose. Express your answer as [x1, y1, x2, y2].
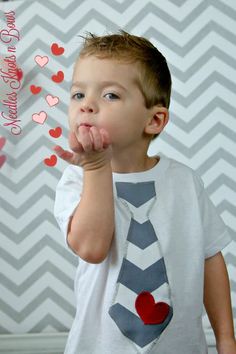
[80, 105, 93, 113]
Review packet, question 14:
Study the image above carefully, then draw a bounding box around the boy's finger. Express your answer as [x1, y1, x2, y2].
[68, 131, 84, 153]
[53, 145, 74, 161]
[53, 146, 82, 166]
[90, 126, 103, 151]
[78, 126, 93, 152]
[100, 128, 111, 147]
[68, 131, 79, 150]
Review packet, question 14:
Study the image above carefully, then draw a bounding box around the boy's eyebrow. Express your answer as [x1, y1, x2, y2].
[70, 80, 127, 91]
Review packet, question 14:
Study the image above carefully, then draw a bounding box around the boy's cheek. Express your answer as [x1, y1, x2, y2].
[68, 105, 77, 125]
[67, 113, 77, 132]
[104, 120, 123, 136]
[67, 119, 74, 132]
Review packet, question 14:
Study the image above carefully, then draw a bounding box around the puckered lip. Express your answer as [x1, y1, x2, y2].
[79, 123, 93, 128]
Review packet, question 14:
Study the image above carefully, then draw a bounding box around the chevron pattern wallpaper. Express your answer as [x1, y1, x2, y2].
[0, 0, 235, 340]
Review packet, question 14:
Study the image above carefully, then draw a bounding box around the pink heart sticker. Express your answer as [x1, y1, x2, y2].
[0, 137, 6, 150]
[34, 55, 49, 68]
[46, 94, 59, 107]
[32, 111, 47, 124]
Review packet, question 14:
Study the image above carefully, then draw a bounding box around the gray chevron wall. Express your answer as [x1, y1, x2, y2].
[0, 0, 235, 352]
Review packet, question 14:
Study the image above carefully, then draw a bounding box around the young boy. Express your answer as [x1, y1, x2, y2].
[53, 31, 235, 354]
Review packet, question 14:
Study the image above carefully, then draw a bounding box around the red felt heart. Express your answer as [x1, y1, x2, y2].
[44, 154, 57, 167]
[135, 291, 170, 325]
[51, 43, 65, 56]
[49, 127, 62, 138]
[30, 85, 42, 94]
[0, 155, 6, 168]
[0, 137, 6, 150]
[51, 71, 64, 83]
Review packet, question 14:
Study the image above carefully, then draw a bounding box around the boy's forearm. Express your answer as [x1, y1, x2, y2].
[203, 252, 235, 343]
[70, 163, 115, 262]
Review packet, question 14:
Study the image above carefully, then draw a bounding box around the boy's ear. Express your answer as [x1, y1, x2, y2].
[144, 106, 169, 135]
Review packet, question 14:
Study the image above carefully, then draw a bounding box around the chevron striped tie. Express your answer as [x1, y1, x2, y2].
[109, 181, 173, 351]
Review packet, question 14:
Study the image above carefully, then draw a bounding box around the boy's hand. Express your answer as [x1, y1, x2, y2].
[53, 125, 112, 171]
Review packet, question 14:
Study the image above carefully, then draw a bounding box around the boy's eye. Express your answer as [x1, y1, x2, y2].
[71, 92, 84, 100]
[104, 93, 119, 100]
[71, 92, 120, 100]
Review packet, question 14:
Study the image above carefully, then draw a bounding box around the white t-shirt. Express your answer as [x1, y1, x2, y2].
[54, 153, 232, 354]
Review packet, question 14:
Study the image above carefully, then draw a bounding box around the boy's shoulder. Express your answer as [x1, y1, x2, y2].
[161, 154, 204, 195]
[165, 155, 200, 177]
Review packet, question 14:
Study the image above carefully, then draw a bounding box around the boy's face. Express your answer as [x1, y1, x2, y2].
[69, 56, 154, 150]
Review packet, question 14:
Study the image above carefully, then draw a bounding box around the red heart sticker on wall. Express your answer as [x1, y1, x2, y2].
[51, 71, 64, 83]
[44, 154, 57, 166]
[49, 127, 62, 138]
[0, 155, 6, 168]
[16, 68, 23, 81]
[51, 43, 65, 56]
[0, 137, 6, 150]
[30, 85, 42, 94]
[135, 291, 170, 325]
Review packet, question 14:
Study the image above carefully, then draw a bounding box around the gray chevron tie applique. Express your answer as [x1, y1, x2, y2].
[109, 181, 173, 353]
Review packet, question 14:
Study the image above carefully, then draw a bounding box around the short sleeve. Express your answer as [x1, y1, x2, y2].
[54, 164, 83, 254]
[194, 173, 232, 259]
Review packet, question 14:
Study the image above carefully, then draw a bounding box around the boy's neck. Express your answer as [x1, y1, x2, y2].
[111, 149, 159, 174]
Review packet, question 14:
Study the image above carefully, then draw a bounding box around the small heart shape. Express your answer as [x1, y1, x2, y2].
[32, 111, 47, 124]
[16, 68, 23, 81]
[135, 291, 170, 325]
[46, 94, 59, 107]
[0, 155, 6, 168]
[30, 85, 42, 94]
[49, 127, 62, 138]
[44, 154, 57, 166]
[34, 55, 49, 68]
[51, 43, 64, 56]
[0, 137, 6, 150]
[51, 70, 64, 83]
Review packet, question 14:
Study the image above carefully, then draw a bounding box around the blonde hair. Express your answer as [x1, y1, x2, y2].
[76, 30, 172, 139]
